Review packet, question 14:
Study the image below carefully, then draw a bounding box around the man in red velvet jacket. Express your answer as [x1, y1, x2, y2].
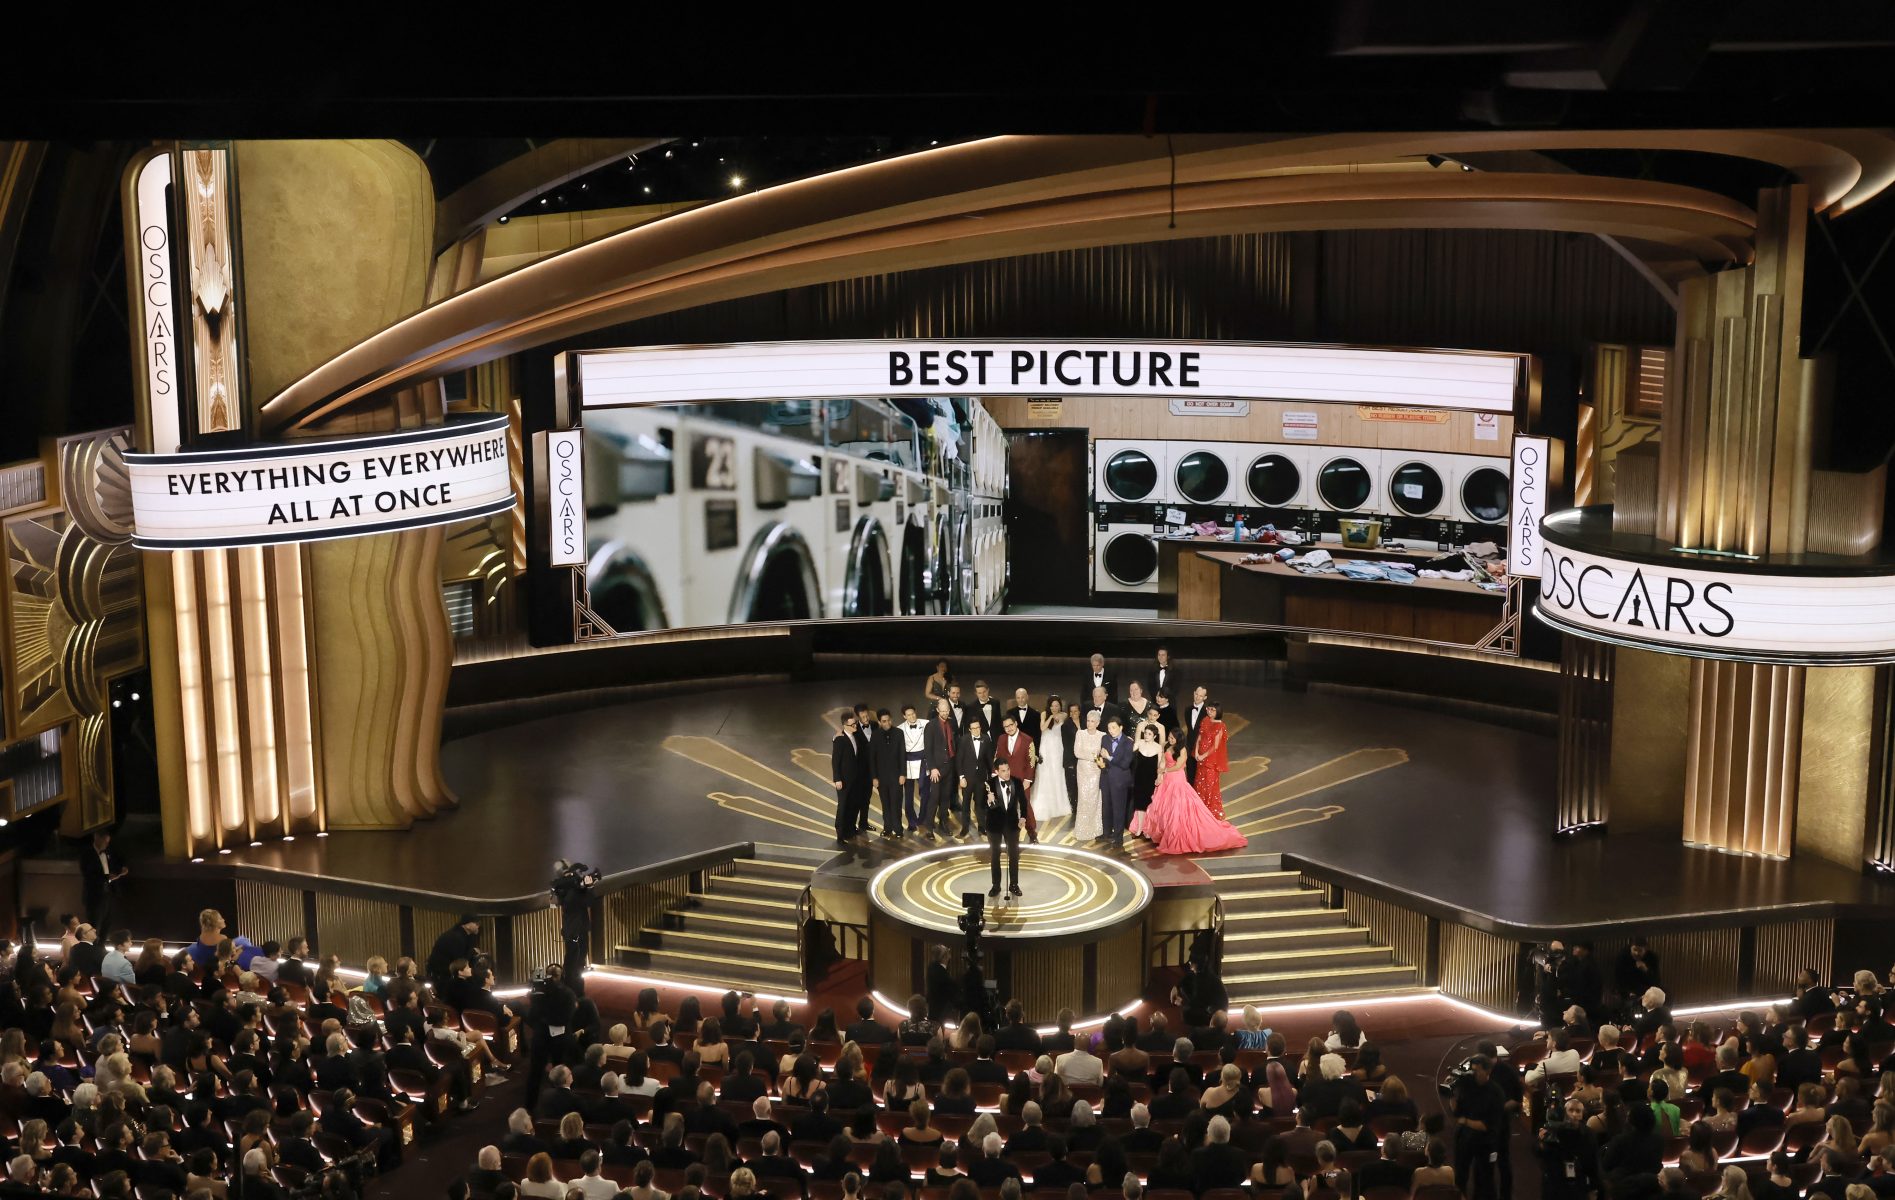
[995, 714, 1039, 837]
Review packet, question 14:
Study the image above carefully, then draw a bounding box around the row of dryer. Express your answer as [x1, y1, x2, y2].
[1092, 439, 1514, 597]
[1094, 439, 1512, 524]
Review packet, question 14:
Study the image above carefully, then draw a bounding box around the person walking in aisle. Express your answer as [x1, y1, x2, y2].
[898, 704, 929, 836]
[831, 712, 867, 845]
[1100, 716, 1136, 850]
[1194, 702, 1230, 819]
[1033, 701, 1071, 826]
[1072, 708, 1105, 841]
[871, 710, 906, 840]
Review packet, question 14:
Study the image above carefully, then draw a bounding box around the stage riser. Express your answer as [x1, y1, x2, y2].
[868, 910, 1146, 1025]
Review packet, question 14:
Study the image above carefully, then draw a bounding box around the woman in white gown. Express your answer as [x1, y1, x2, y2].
[1072, 708, 1105, 841]
[1033, 705, 1070, 824]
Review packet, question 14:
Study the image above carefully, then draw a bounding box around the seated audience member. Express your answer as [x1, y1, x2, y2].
[1412, 1138, 1458, 1189]
[1192, 1115, 1249, 1192]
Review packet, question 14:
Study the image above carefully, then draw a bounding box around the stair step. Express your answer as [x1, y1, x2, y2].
[1209, 870, 1305, 891]
[624, 946, 804, 989]
[679, 897, 801, 929]
[641, 927, 801, 965]
[1220, 888, 1331, 915]
[711, 875, 807, 901]
[736, 858, 819, 882]
[1221, 963, 1418, 995]
[1220, 908, 1357, 932]
[1223, 944, 1394, 971]
[1196, 851, 1283, 873]
[748, 843, 839, 867]
[1221, 924, 1376, 951]
[1228, 984, 1434, 1008]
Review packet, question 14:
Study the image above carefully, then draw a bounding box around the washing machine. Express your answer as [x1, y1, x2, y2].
[685, 402, 828, 626]
[1094, 439, 1170, 505]
[1094, 504, 1163, 596]
[580, 409, 682, 634]
[896, 472, 933, 615]
[821, 398, 909, 619]
[1169, 441, 1240, 508]
[1237, 443, 1314, 510]
[1381, 452, 1457, 521]
[1454, 455, 1513, 529]
[1312, 447, 1385, 515]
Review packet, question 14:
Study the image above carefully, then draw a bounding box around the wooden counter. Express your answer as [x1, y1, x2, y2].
[1177, 548, 1505, 644]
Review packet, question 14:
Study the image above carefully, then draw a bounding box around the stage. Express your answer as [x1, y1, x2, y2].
[93, 666, 1892, 1011]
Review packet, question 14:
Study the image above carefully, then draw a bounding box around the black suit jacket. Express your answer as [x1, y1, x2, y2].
[983, 776, 1029, 836]
[1150, 662, 1180, 701]
[79, 845, 121, 904]
[1002, 705, 1040, 742]
[1080, 670, 1115, 705]
[958, 734, 993, 794]
[67, 939, 105, 977]
[869, 726, 904, 787]
[923, 716, 957, 777]
[1183, 703, 1209, 757]
[972, 697, 1002, 735]
[831, 733, 865, 791]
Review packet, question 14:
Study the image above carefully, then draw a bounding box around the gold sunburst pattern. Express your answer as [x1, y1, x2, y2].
[662, 708, 1408, 861]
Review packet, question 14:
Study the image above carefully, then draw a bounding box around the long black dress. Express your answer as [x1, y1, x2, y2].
[1131, 743, 1159, 818]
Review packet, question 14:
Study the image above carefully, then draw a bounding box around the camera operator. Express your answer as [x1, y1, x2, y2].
[1452, 1055, 1510, 1200]
[550, 860, 601, 998]
[426, 914, 484, 994]
[1538, 1094, 1601, 1200]
[523, 962, 579, 1110]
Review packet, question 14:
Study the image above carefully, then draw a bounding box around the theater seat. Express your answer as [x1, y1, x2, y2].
[1414, 1186, 1465, 1200]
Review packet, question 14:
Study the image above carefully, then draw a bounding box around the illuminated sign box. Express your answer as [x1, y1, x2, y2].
[572, 339, 1523, 413]
[125, 415, 514, 550]
[1534, 506, 1895, 664]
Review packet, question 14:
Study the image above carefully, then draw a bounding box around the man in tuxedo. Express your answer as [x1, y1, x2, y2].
[946, 684, 969, 733]
[1183, 686, 1210, 785]
[995, 716, 1039, 838]
[971, 681, 1002, 736]
[1007, 687, 1041, 741]
[1080, 653, 1113, 706]
[831, 712, 868, 845]
[957, 719, 993, 840]
[1150, 647, 1179, 703]
[922, 699, 958, 841]
[851, 704, 876, 836]
[870, 709, 906, 840]
[79, 829, 127, 934]
[985, 760, 1034, 897]
[1100, 717, 1135, 849]
[1084, 685, 1122, 732]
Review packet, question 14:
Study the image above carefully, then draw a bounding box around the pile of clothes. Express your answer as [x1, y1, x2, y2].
[1242, 544, 1508, 591]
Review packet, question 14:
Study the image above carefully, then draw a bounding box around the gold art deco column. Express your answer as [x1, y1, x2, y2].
[1658, 186, 1814, 858]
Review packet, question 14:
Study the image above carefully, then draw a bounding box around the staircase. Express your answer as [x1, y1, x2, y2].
[616, 845, 828, 996]
[1197, 852, 1424, 1006]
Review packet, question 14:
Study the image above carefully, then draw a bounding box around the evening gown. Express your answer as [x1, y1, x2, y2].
[1127, 739, 1160, 835]
[1144, 750, 1247, 854]
[1194, 718, 1230, 819]
[1073, 727, 1104, 840]
[1033, 722, 1070, 824]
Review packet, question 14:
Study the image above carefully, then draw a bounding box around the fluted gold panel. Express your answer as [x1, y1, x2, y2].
[1342, 891, 1430, 976]
[1558, 639, 1615, 831]
[1097, 927, 1147, 1014]
[412, 907, 464, 964]
[315, 892, 402, 967]
[1439, 923, 1519, 1012]
[600, 877, 694, 961]
[1754, 918, 1835, 999]
[513, 905, 565, 982]
[1607, 649, 1691, 833]
[869, 913, 913, 1001]
[1683, 660, 1804, 858]
[1794, 667, 1875, 869]
[235, 879, 308, 948]
[1013, 944, 1085, 1026]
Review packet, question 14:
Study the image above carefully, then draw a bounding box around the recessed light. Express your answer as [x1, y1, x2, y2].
[642, 186, 651, 195]
[111, 700, 120, 708]
[664, 150, 673, 158]
[217, 848, 232, 855]
[283, 835, 296, 842]
[190, 857, 203, 864]
[315, 832, 327, 838]
[249, 841, 261, 848]
[729, 175, 744, 190]
[497, 215, 508, 224]
[131, 693, 140, 701]
[539, 197, 548, 205]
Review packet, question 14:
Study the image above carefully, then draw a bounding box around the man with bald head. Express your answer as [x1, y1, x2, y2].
[1007, 687, 1041, 741]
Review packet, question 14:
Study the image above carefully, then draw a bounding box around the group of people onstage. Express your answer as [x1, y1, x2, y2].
[829, 651, 1249, 897]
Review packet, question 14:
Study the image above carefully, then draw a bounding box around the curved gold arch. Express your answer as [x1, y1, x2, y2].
[262, 135, 1757, 432]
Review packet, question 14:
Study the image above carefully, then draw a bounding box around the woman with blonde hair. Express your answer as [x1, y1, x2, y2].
[1712, 1165, 1753, 1200]
[952, 1012, 983, 1052]
[1815, 1116, 1861, 1175]
[359, 955, 390, 996]
[728, 1168, 760, 1199]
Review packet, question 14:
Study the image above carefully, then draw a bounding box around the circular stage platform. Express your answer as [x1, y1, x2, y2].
[866, 844, 1153, 1017]
[869, 843, 1152, 943]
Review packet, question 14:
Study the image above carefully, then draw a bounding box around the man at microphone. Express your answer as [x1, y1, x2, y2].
[985, 760, 1035, 899]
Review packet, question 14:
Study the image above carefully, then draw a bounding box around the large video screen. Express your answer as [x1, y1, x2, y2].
[567, 393, 1519, 652]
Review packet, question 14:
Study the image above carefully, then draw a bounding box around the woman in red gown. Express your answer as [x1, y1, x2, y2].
[1194, 702, 1230, 818]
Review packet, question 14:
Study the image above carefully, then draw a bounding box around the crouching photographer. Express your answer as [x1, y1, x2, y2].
[1538, 1095, 1601, 1200]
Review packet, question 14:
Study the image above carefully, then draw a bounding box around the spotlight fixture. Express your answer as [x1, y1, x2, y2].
[111, 700, 120, 708]
[1461, 161, 1474, 171]
[539, 197, 548, 205]
[497, 215, 508, 224]
[131, 692, 140, 701]
[0, 819, 8, 828]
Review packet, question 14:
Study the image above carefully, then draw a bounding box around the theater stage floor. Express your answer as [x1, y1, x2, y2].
[210, 670, 1895, 934]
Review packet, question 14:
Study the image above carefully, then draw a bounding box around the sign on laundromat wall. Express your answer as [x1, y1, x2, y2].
[1510, 434, 1549, 578]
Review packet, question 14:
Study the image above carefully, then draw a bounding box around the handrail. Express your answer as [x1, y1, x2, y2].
[589, 843, 754, 899]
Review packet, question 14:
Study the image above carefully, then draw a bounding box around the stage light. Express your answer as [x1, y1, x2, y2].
[112, 700, 120, 708]
[729, 175, 745, 190]
[664, 150, 673, 158]
[0, 819, 8, 828]
[218, 848, 232, 855]
[282, 835, 296, 842]
[1462, 162, 1474, 171]
[642, 187, 651, 195]
[579, 182, 588, 190]
[131, 693, 140, 701]
[583, 965, 802, 1006]
[497, 216, 508, 223]
[249, 841, 261, 847]
[190, 857, 204, 864]
[315, 831, 327, 838]
[539, 197, 548, 205]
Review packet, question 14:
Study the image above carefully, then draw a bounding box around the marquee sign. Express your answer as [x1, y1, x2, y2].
[571, 339, 1523, 413]
[1534, 509, 1895, 664]
[1509, 436, 1549, 579]
[124, 415, 514, 549]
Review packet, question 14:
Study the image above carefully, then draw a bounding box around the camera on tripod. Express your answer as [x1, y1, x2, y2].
[958, 891, 985, 952]
[551, 859, 602, 907]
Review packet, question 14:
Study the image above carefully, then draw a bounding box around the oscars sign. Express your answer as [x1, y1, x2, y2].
[124, 415, 515, 550]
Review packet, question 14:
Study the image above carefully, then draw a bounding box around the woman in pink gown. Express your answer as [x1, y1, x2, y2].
[1143, 728, 1247, 855]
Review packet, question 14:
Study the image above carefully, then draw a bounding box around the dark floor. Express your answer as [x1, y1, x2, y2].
[209, 668, 1894, 934]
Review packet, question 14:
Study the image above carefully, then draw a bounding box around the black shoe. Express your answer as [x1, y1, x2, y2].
[923, 831, 935, 843]
[1009, 884, 1023, 897]
[988, 886, 1001, 898]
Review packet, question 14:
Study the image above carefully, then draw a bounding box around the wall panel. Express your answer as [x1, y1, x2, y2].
[235, 879, 307, 948]
[1439, 923, 1520, 1012]
[1754, 918, 1835, 1000]
[1013, 944, 1086, 1026]
[314, 892, 402, 968]
[1341, 890, 1431, 978]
